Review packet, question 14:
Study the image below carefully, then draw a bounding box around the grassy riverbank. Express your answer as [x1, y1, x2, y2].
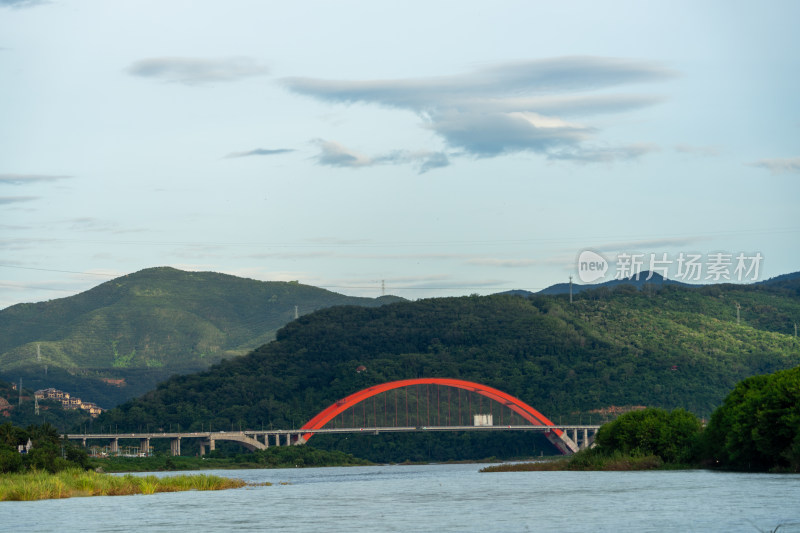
[91, 445, 372, 473]
[480, 452, 670, 472]
[0, 468, 249, 501]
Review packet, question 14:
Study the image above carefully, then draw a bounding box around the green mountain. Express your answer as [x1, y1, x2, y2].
[0, 267, 402, 407]
[98, 276, 800, 461]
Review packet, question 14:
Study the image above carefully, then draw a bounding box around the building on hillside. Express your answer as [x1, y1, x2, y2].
[34, 387, 104, 417]
[35, 388, 70, 402]
[79, 402, 103, 417]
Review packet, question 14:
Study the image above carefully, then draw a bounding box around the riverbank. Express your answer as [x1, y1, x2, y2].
[0, 468, 249, 501]
[480, 452, 678, 472]
[90, 445, 373, 472]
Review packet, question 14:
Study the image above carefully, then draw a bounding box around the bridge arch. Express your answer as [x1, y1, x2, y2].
[300, 378, 574, 453]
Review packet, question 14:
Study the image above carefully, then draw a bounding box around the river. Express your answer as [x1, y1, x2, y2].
[2, 463, 799, 532]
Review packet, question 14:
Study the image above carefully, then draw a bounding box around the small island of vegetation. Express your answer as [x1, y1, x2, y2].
[0, 469, 247, 501]
[483, 365, 800, 473]
[0, 421, 253, 501]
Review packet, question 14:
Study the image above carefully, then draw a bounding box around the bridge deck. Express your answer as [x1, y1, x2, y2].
[65, 425, 601, 440]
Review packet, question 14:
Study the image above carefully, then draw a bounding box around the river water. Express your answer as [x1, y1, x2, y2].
[2, 464, 799, 532]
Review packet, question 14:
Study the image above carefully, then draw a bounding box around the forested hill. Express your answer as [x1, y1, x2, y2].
[0, 267, 402, 407]
[100, 278, 800, 438]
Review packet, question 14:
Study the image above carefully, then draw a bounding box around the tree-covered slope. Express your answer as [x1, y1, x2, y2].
[99, 280, 800, 444]
[0, 267, 401, 407]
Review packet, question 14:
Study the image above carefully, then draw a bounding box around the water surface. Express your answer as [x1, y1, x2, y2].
[2, 464, 799, 532]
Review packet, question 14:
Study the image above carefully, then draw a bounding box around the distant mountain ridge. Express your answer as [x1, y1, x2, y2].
[536, 271, 691, 296]
[0, 267, 402, 407]
[502, 270, 800, 297]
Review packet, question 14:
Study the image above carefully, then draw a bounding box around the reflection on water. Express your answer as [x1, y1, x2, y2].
[2, 464, 800, 532]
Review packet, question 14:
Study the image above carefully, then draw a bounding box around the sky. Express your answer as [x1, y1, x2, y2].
[1, 0, 798, 309]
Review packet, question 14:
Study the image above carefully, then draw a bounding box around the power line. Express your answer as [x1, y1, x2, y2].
[0, 264, 119, 277]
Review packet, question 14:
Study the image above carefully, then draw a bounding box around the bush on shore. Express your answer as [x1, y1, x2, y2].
[0, 422, 89, 474]
[703, 365, 800, 472]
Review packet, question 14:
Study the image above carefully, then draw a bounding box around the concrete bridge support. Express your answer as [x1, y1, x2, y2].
[570, 428, 596, 450]
[110, 438, 119, 455]
[199, 438, 215, 456]
[170, 437, 181, 456]
[140, 438, 150, 456]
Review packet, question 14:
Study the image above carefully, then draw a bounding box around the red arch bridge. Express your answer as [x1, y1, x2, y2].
[65, 379, 599, 456]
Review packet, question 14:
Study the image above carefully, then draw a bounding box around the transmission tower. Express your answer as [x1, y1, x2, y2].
[569, 275, 573, 304]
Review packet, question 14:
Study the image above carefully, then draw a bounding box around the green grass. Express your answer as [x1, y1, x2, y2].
[480, 450, 667, 472]
[0, 468, 249, 501]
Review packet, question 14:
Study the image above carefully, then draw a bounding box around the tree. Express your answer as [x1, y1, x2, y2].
[0, 422, 26, 448]
[0, 447, 23, 473]
[594, 407, 703, 464]
[704, 365, 800, 471]
[0, 422, 89, 473]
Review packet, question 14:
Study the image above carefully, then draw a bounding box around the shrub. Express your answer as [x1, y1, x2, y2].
[594, 407, 702, 464]
[704, 365, 800, 471]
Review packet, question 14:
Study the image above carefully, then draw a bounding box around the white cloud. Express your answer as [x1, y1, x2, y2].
[314, 140, 373, 168]
[314, 140, 449, 173]
[127, 57, 269, 86]
[548, 143, 659, 163]
[592, 236, 708, 254]
[0, 0, 47, 8]
[285, 57, 673, 109]
[284, 56, 673, 163]
[747, 157, 800, 175]
[224, 148, 294, 159]
[0, 196, 38, 204]
[0, 174, 71, 184]
[430, 110, 591, 157]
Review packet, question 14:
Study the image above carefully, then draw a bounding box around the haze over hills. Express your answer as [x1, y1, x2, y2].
[0, 267, 403, 407]
[97, 273, 800, 461]
[501, 271, 800, 297]
[533, 271, 691, 296]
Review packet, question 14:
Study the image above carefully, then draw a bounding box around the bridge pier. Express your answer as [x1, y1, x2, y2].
[199, 437, 215, 456]
[170, 437, 181, 456]
[110, 438, 119, 455]
[140, 438, 150, 456]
